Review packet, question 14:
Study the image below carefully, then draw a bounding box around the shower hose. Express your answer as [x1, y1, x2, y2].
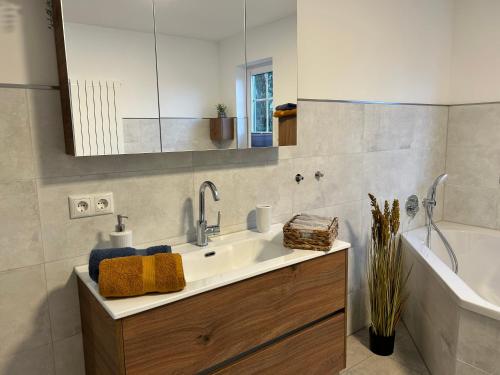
[426, 204, 459, 274]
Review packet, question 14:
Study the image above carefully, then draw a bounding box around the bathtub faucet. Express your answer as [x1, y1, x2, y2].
[423, 174, 458, 273]
[424, 173, 448, 209]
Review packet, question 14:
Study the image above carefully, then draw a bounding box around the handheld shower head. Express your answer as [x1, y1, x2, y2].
[427, 173, 448, 202]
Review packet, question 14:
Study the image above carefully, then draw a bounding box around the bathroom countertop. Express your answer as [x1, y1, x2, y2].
[75, 224, 351, 320]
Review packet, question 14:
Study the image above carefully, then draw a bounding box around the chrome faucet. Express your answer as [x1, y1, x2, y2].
[197, 181, 221, 246]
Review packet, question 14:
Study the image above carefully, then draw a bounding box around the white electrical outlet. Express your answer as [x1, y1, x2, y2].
[69, 192, 114, 219]
[69, 195, 95, 219]
[94, 192, 114, 216]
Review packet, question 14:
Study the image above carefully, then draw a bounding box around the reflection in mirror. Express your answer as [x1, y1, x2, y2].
[246, 0, 297, 148]
[154, 0, 246, 152]
[61, 0, 160, 156]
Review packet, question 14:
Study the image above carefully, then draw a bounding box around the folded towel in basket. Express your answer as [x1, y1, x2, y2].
[89, 245, 171, 283]
[99, 253, 186, 298]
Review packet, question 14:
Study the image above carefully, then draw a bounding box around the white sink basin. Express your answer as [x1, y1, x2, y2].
[181, 237, 294, 282]
[75, 224, 350, 319]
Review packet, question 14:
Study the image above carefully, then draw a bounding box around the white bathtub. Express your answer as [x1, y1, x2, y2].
[403, 222, 500, 320]
[402, 222, 500, 375]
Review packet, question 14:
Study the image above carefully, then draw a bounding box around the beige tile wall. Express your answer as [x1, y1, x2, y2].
[444, 103, 500, 229]
[0, 88, 448, 374]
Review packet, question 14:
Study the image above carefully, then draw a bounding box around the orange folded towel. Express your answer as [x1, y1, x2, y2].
[98, 253, 186, 298]
[273, 109, 297, 118]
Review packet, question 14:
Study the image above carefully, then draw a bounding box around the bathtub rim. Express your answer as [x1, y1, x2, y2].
[402, 221, 500, 321]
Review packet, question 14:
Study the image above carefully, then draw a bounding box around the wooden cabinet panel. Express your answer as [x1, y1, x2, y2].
[78, 279, 125, 375]
[278, 116, 297, 146]
[122, 251, 346, 374]
[210, 118, 235, 141]
[214, 313, 345, 375]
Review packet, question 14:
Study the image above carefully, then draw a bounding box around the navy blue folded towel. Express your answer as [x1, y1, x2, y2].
[88, 245, 172, 283]
[275, 103, 297, 111]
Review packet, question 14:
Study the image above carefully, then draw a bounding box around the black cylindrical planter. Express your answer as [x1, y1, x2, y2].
[369, 327, 396, 356]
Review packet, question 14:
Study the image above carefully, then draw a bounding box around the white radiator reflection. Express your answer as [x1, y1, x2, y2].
[69, 80, 124, 156]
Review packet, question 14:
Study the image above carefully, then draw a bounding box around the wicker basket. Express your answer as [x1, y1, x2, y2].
[283, 214, 339, 251]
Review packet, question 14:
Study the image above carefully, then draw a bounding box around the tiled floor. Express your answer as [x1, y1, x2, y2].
[342, 324, 430, 375]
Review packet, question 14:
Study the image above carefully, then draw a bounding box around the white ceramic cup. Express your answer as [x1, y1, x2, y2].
[256, 205, 272, 233]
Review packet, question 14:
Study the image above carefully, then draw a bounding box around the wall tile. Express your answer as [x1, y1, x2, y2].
[0, 344, 55, 375]
[347, 288, 370, 336]
[161, 118, 237, 152]
[192, 147, 278, 167]
[285, 101, 364, 159]
[444, 103, 500, 229]
[0, 265, 51, 358]
[45, 256, 87, 341]
[363, 149, 416, 200]
[0, 88, 34, 182]
[53, 334, 85, 375]
[413, 144, 447, 189]
[0, 180, 44, 272]
[27, 89, 192, 179]
[448, 104, 500, 148]
[37, 168, 194, 262]
[346, 247, 366, 294]
[123, 118, 161, 154]
[193, 161, 293, 230]
[444, 184, 498, 229]
[364, 104, 418, 152]
[413, 105, 449, 152]
[304, 200, 364, 292]
[305, 200, 363, 248]
[359, 197, 372, 251]
[446, 146, 500, 190]
[293, 154, 363, 212]
[497, 199, 500, 230]
[122, 169, 195, 244]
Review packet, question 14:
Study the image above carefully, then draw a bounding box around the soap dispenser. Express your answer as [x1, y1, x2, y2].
[109, 214, 133, 248]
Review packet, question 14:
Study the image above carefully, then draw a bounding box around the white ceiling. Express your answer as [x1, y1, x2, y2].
[62, 0, 296, 41]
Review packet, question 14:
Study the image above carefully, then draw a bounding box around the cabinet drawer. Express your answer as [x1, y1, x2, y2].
[214, 312, 345, 375]
[122, 250, 346, 374]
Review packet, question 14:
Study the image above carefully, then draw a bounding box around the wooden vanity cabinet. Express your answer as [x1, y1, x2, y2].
[78, 249, 347, 374]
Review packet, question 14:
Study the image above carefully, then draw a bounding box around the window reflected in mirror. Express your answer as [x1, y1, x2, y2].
[249, 63, 274, 147]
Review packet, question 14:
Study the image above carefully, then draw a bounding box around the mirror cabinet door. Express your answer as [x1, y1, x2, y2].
[60, 0, 160, 156]
[154, 0, 246, 152]
[55, 0, 297, 155]
[245, 0, 298, 148]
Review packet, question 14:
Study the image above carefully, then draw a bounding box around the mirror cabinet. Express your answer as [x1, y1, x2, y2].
[52, 0, 297, 156]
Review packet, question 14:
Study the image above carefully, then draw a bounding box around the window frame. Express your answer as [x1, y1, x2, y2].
[247, 63, 273, 134]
